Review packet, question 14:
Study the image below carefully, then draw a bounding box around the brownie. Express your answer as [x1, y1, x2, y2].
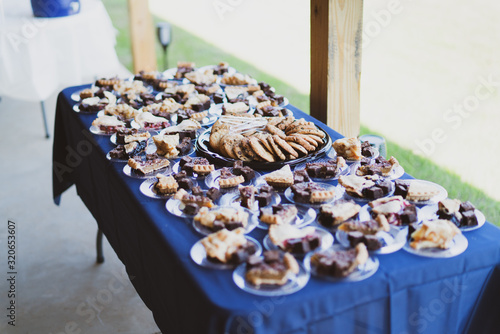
[190, 99, 211, 112]
[109, 146, 127, 159]
[272, 95, 285, 105]
[191, 186, 203, 196]
[225, 221, 245, 231]
[260, 185, 274, 193]
[239, 186, 256, 209]
[400, 205, 417, 225]
[213, 93, 225, 104]
[178, 178, 194, 190]
[459, 201, 475, 213]
[116, 128, 139, 145]
[227, 242, 257, 265]
[362, 187, 384, 199]
[361, 141, 376, 158]
[461, 211, 478, 227]
[284, 234, 321, 254]
[176, 137, 192, 156]
[179, 156, 193, 167]
[183, 203, 200, 215]
[173, 171, 188, 181]
[255, 192, 273, 207]
[206, 187, 221, 202]
[293, 170, 310, 184]
[394, 180, 409, 198]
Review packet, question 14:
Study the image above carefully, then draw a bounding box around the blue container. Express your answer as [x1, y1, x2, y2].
[31, 0, 81, 18]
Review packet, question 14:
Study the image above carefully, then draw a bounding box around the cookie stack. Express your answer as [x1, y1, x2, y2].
[209, 115, 325, 162]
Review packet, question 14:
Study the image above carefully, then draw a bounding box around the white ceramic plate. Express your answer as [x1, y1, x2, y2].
[190, 236, 261, 270]
[284, 182, 340, 208]
[191, 206, 259, 236]
[403, 233, 468, 258]
[263, 226, 334, 256]
[257, 204, 317, 230]
[232, 261, 309, 296]
[335, 226, 408, 254]
[304, 245, 379, 282]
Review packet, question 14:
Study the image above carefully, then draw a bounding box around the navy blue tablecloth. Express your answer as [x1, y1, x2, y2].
[52, 85, 500, 334]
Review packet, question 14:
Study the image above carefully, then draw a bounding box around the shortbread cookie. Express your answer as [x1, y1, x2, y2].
[267, 136, 286, 161]
[249, 137, 275, 162]
[287, 141, 308, 156]
[265, 124, 286, 139]
[286, 135, 315, 152]
[272, 135, 298, 158]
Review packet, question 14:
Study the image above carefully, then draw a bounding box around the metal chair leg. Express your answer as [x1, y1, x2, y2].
[40, 101, 50, 139]
[96, 229, 104, 264]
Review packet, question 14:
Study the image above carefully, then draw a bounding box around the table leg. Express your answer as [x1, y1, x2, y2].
[40, 101, 50, 139]
[96, 228, 104, 264]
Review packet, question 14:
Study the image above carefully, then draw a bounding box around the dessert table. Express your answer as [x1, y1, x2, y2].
[52, 84, 500, 334]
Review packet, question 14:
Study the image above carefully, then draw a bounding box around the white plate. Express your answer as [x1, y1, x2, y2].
[148, 139, 195, 159]
[122, 162, 171, 179]
[284, 182, 340, 208]
[327, 147, 380, 164]
[205, 168, 261, 192]
[399, 179, 448, 205]
[171, 161, 213, 180]
[130, 119, 171, 132]
[106, 142, 155, 162]
[417, 205, 486, 232]
[167, 198, 219, 219]
[358, 203, 423, 226]
[351, 163, 405, 180]
[191, 206, 259, 235]
[190, 236, 261, 270]
[257, 204, 317, 230]
[403, 233, 468, 258]
[232, 261, 309, 296]
[74, 104, 106, 113]
[335, 226, 408, 254]
[219, 189, 281, 211]
[304, 245, 379, 282]
[340, 183, 396, 204]
[263, 226, 334, 256]
[294, 158, 350, 182]
[141, 178, 197, 200]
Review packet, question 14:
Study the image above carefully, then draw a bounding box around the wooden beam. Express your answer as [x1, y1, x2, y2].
[128, 0, 157, 73]
[310, 0, 363, 138]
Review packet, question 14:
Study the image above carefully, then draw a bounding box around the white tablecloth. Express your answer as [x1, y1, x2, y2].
[0, 0, 123, 101]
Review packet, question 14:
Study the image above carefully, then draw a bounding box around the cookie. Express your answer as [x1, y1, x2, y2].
[287, 141, 308, 156]
[222, 134, 244, 159]
[285, 135, 315, 152]
[291, 128, 326, 138]
[255, 133, 274, 155]
[265, 123, 286, 139]
[209, 123, 230, 153]
[277, 116, 295, 131]
[249, 137, 275, 162]
[295, 134, 318, 148]
[267, 136, 286, 161]
[272, 135, 298, 158]
[307, 134, 324, 144]
[267, 117, 284, 127]
[241, 137, 256, 161]
[233, 141, 252, 162]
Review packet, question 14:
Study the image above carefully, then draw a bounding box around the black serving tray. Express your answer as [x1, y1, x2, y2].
[195, 125, 332, 171]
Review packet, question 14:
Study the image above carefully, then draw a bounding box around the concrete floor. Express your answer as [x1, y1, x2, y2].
[0, 93, 161, 333]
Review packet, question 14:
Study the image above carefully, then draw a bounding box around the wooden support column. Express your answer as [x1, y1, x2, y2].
[128, 0, 157, 73]
[310, 0, 363, 138]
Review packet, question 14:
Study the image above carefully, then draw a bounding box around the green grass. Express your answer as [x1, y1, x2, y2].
[102, 0, 499, 226]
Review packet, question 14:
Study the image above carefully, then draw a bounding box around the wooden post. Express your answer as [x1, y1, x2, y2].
[128, 0, 157, 73]
[310, 0, 363, 138]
